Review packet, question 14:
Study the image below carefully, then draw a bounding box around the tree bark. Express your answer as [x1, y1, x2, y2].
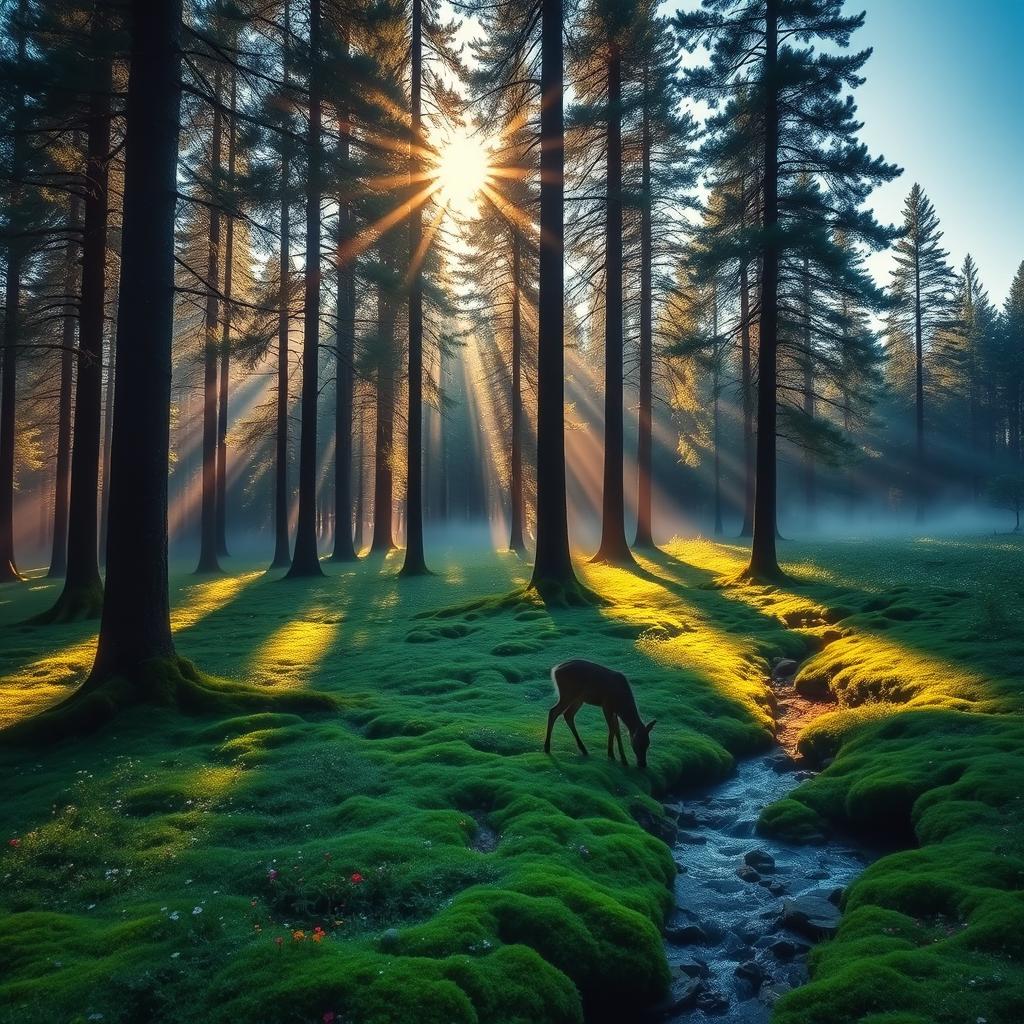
[88, 0, 182, 682]
[530, 0, 578, 598]
[286, 0, 324, 577]
[0, 0, 28, 584]
[401, 0, 427, 575]
[331, 26, 356, 563]
[914, 242, 925, 522]
[634, 66, 654, 549]
[196, 66, 223, 573]
[98, 279, 116, 560]
[712, 286, 722, 536]
[271, 0, 292, 569]
[216, 62, 237, 559]
[371, 282, 396, 553]
[509, 227, 526, 554]
[593, 39, 632, 566]
[747, 0, 781, 580]
[43, 46, 112, 621]
[49, 221, 80, 579]
[801, 252, 816, 522]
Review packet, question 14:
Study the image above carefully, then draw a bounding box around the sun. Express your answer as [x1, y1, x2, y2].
[432, 127, 491, 217]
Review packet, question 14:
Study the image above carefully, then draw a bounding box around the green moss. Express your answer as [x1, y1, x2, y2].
[2, 537, 1023, 1023]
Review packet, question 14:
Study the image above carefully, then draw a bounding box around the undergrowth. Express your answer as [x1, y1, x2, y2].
[0, 536, 1022, 1023]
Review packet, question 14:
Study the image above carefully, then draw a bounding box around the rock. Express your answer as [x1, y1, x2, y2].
[677, 958, 710, 979]
[768, 938, 808, 961]
[827, 887, 845, 906]
[721, 931, 754, 961]
[780, 895, 842, 940]
[806, 868, 830, 880]
[744, 849, 776, 873]
[378, 927, 401, 951]
[665, 923, 708, 946]
[734, 960, 766, 997]
[772, 659, 798, 681]
[759, 980, 793, 1007]
[676, 831, 708, 845]
[676, 810, 700, 828]
[736, 865, 761, 883]
[767, 880, 787, 896]
[696, 989, 730, 1014]
[651, 976, 703, 1017]
[632, 806, 678, 846]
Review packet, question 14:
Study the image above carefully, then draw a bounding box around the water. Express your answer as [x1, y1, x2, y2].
[654, 749, 873, 1022]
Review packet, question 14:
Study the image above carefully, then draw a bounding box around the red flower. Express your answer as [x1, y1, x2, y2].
[350, 872, 363, 884]
[8, 838, 20, 848]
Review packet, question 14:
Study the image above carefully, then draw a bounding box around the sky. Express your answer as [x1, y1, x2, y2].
[450, 1, 1024, 304]
[852, 0, 1024, 303]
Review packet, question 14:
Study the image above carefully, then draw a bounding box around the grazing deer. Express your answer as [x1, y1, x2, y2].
[544, 659, 657, 768]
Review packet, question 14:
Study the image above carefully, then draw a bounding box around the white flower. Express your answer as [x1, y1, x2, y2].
[169, 911, 180, 921]
[171, 952, 181, 959]
[192, 906, 203, 915]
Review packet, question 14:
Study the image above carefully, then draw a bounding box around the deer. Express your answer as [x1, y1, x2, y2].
[544, 659, 657, 768]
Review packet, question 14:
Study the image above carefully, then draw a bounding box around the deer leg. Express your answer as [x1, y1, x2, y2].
[545, 698, 570, 753]
[602, 706, 617, 759]
[615, 724, 628, 765]
[563, 701, 589, 756]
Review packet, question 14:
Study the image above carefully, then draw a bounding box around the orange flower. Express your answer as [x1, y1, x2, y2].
[312, 926, 326, 943]
[292, 930, 306, 942]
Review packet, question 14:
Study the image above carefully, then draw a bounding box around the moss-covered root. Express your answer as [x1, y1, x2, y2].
[27, 580, 104, 625]
[0, 656, 336, 744]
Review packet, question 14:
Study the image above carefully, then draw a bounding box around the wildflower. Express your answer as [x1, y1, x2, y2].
[323, 852, 332, 861]
[292, 930, 306, 942]
[323, 1013, 336, 1024]
[192, 906, 203, 916]
[274, 936, 283, 948]
[268, 869, 279, 881]
[250, 899, 258, 907]
[8, 838, 20, 848]
[312, 926, 326, 943]
[169, 911, 180, 921]
[350, 872, 364, 884]
[171, 952, 181, 959]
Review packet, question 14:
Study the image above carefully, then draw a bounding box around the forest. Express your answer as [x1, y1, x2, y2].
[1, 0, 1022, 1022]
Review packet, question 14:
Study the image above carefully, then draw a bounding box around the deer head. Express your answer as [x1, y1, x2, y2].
[629, 720, 657, 768]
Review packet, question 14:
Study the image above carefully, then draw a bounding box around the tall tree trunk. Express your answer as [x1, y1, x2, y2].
[801, 252, 816, 522]
[0, 0, 27, 584]
[43, 45, 112, 622]
[216, 62, 237, 559]
[530, 0, 578, 597]
[634, 66, 654, 550]
[914, 247, 925, 523]
[509, 227, 525, 554]
[747, 0, 781, 580]
[49, 219, 80, 578]
[402, 0, 427, 575]
[98, 279, 116, 560]
[331, 27, 356, 563]
[88, 0, 182, 685]
[738, 254, 755, 536]
[196, 66, 223, 573]
[712, 286, 723, 536]
[371, 282, 395, 552]
[287, 0, 324, 577]
[354, 395, 364, 552]
[593, 38, 632, 566]
[270, 0, 291, 569]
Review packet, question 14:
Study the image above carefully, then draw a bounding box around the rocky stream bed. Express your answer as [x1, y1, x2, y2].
[648, 664, 876, 1022]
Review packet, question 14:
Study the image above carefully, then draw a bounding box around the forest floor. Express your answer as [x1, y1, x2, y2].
[1, 536, 1023, 1024]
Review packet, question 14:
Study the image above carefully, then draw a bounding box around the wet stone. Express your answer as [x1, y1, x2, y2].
[696, 989, 730, 1014]
[665, 923, 708, 946]
[737, 865, 761, 883]
[780, 895, 842, 940]
[677, 831, 709, 845]
[744, 849, 776, 873]
[651, 976, 703, 1017]
[677, 958, 710, 978]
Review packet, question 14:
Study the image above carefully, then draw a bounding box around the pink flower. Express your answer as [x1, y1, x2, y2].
[323, 1014, 336, 1024]
[268, 869, 279, 881]
[8, 838, 20, 848]
[350, 872, 363, 884]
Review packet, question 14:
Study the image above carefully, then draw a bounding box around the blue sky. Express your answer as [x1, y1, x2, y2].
[854, 0, 1024, 303]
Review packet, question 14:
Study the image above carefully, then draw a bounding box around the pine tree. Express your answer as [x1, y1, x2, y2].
[678, 0, 898, 577]
[885, 183, 954, 521]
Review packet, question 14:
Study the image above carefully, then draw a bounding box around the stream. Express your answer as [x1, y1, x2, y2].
[650, 670, 875, 1021]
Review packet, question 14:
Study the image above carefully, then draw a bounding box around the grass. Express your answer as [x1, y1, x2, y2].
[1, 536, 1022, 1023]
